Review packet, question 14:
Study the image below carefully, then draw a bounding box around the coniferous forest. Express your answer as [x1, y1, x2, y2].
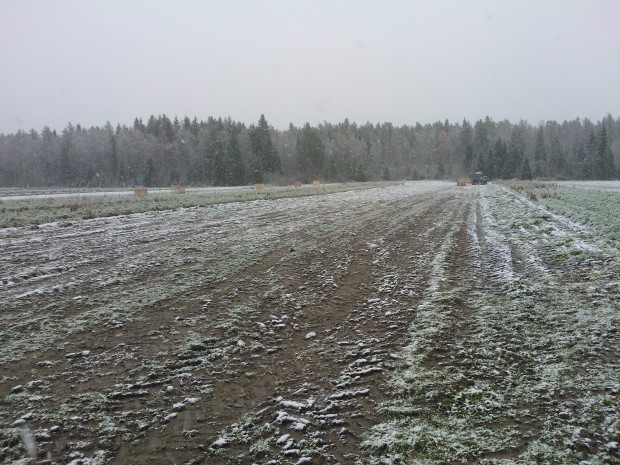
[0, 113, 618, 188]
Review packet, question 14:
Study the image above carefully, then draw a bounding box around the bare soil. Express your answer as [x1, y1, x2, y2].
[0, 182, 453, 464]
[2, 181, 618, 465]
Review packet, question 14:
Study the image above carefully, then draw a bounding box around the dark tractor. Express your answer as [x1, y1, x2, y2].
[472, 171, 488, 185]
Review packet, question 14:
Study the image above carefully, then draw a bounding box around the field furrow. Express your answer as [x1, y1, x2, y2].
[1, 181, 619, 465]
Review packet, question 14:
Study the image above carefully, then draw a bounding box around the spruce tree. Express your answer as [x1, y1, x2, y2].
[487, 138, 506, 178]
[296, 123, 325, 181]
[520, 157, 533, 180]
[250, 114, 280, 182]
[473, 120, 490, 170]
[533, 126, 547, 178]
[59, 124, 74, 185]
[143, 157, 155, 187]
[596, 125, 615, 179]
[459, 119, 474, 173]
[507, 129, 525, 178]
[209, 127, 227, 186]
[226, 127, 245, 185]
[550, 135, 567, 178]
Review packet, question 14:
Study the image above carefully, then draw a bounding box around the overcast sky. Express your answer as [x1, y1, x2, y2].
[1, 0, 619, 134]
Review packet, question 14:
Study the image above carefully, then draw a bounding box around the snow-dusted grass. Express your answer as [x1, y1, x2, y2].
[557, 180, 620, 191]
[363, 183, 620, 464]
[502, 180, 620, 244]
[0, 182, 395, 228]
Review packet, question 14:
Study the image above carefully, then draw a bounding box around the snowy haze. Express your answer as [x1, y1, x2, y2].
[1, 0, 619, 133]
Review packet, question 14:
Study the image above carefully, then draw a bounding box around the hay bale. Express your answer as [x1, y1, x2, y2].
[171, 186, 186, 194]
[293, 181, 302, 188]
[255, 183, 265, 190]
[457, 179, 468, 187]
[312, 180, 321, 186]
[134, 188, 148, 196]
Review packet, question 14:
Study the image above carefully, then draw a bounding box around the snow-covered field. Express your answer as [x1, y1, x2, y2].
[0, 182, 389, 228]
[1, 181, 618, 464]
[557, 180, 620, 191]
[0, 186, 255, 201]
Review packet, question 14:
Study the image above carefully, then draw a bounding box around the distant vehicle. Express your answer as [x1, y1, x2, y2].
[472, 172, 487, 185]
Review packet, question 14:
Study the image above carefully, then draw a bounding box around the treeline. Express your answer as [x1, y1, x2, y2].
[0, 113, 618, 187]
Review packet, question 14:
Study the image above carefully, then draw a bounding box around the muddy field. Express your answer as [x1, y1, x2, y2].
[1, 181, 619, 465]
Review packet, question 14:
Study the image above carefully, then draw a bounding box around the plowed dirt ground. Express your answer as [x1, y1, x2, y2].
[1, 181, 618, 465]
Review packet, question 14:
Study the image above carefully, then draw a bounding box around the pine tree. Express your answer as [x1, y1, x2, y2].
[459, 119, 474, 173]
[596, 125, 615, 179]
[473, 120, 490, 170]
[506, 128, 525, 178]
[487, 138, 506, 178]
[296, 123, 325, 181]
[582, 130, 597, 179]
[250, 114, 280, 182]
[382, 165, 390, 180]
[59, 124, 74, 185]
[146, 115, 157, 136]
[133, 118, 145, 132]
[208, 125, 227, 186]
[226, 127, 245, 185]
[160, 114, 174, 142]
[520, 157, 533, 180]
[354, 162, 368, 181]
[143, 157, 155, 187]
[533, 126, 547, 178]
[550, 134, 567, 178]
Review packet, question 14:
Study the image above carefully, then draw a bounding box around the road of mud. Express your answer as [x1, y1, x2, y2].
[1, 181, 618, 465]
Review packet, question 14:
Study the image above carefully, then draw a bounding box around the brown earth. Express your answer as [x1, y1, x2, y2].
[2, 181, 619, 465]
[1, 182, 463, 464]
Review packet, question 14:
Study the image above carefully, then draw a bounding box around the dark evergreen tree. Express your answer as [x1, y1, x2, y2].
[595, 125, 615, 179]
[382, 164, 390, 180]
[59, 124, 74, 185]
[506, 128, 526, 178]
[487, 138, 506, 178]
[40, 126, 57, 185]
[296, 123, 325, 181]
[533, 126, 547, 178]
[190, 117, 199, 136]
[226, 127, 245, 185]
[1, 113, 619, 188]
[520, 157, 533, 180]
[160, 114, 174, 142]
[133, 118, 145, 132]
[474, 151, 486, 173]
[145, 115, 157, 136]
[582, 130, 597, 179]
[459, 119, 474, 173]
[354, 162, 368, 181]
[550, 134, 567, 178]
[249, 114, 280, 182]
[143, 157, 155, 187]
[473, 119, 490, 168]
[206, 121, 226, 186]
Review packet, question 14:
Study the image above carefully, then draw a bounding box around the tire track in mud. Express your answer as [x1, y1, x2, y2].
[0, 188, 439, 366]
[363, 185, 620, 464]
[477, 187, 620, 461]
[105, 189, 468, 465]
